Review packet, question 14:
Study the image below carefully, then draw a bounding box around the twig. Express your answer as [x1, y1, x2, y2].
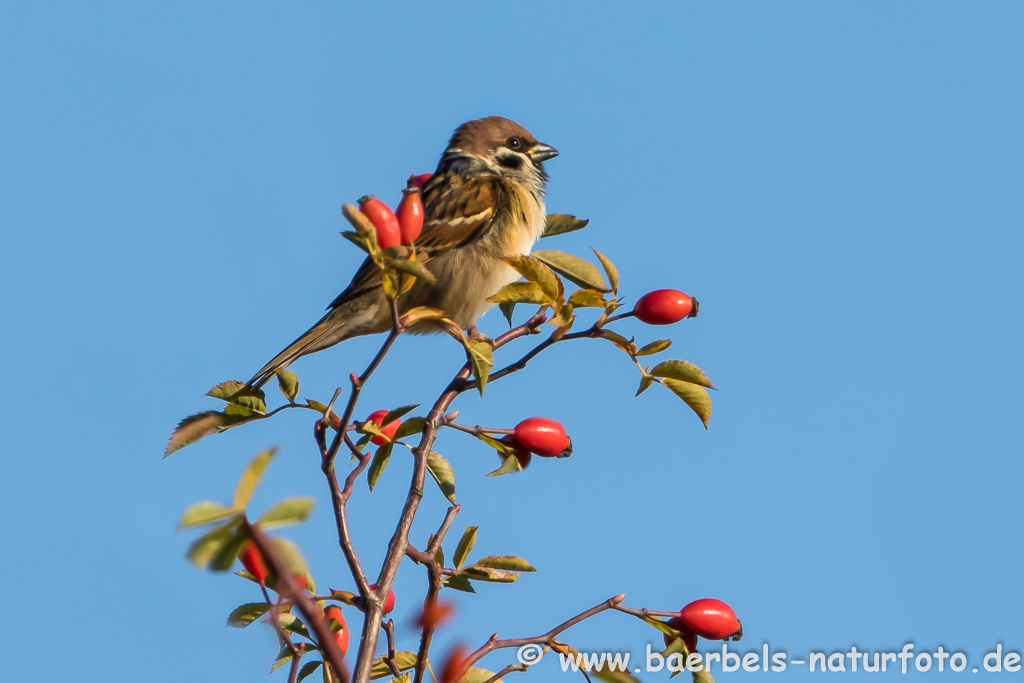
[412, 506, 461, 683]
[243, 519, 349, 683]
[443, 422, 513, 437]
[287, 642, 308, 683]
[479, 662, 528, 683]
[383, 619, 403, 679]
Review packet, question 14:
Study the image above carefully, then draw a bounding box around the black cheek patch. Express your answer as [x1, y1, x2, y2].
[496, 153, 524, 170]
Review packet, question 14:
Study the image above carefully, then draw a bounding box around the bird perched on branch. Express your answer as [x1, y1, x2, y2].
[247, 116, 559, 388]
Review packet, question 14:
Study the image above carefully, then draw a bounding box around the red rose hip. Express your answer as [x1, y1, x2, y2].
[498, 434, 532, 469]
[513, 417, 570, 458]
[370, 582, 396, 613]
[407, 173, 432, 188]
[662, 616, 699, 652]
[633, 289, 698, 325]
[366, 409, 401, 446]
[358, 195, 402, 249]
[323, 605, 349, 656]
[238, 540, 268, 583]
[396, 187, 424, 244]
[678, 598, 741, 640]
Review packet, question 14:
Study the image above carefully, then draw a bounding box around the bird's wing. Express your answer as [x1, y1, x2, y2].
[326, 175, 499, 310]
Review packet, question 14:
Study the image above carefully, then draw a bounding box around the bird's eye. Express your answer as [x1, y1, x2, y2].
[506, 137, 521, 149]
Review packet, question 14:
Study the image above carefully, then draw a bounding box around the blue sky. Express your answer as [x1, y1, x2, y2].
[2, 1, 1022, 681]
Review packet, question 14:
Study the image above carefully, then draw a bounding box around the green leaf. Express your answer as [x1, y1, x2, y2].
[567, 288, 606, 308]
[388, 257, 436, 282]
[382, 269, 400, 299]
[165, 411, 227, 457]
[459, 566, 520, 583]
[305, 399, 328, 414]
[206, 380, 246, 401]
[637, 339, 672, 357]
[592, 249, 619, 293]
[487, 281, 549, 305]
[232, 448, 276, 510]
[277, 612, 313, 640]
[341, 229, 372, 253]
[270, 645, 293, 674]
[661, 379, 712, 428]
[179, 501, 235, 529]
[186, 520, 240, 568]
[271, 537, 309, 577]
[501, 255, 561, 302]
[459, 669, 506, 683]
[472, 555, 536, 572]
[468, 340, 493, 395]
[383, 404, 419, 426]
[591, 664, 643, 683]
[635, 374, 655, 397]
[499, 301, 516, 327]
[209, 527, 247, 571]
[276, 371, 299, 403]
[533, 250, 609, 292]
[367, 443, 393, 492]
[297, 661, 323, 683]
[258, 496, 315, 529]
[426, 451, 457, 504]
[452, 526, 478, 570]
[393, 417, 425, 440]
[650, 360, 715, 389]
[442, 574, 475, 593]
[598, 329, 637, 355]
[226, 602, 269, 628]
[486, 453, 523, 477]
[370, 651, 418, 679]
[541, 213, 589, 237]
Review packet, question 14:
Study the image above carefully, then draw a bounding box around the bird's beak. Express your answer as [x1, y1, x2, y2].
[529, 143, 559, 162]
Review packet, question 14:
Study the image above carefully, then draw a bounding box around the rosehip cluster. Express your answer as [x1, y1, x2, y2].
[662, 598, 742, 652]
[357, 174, 431, 248]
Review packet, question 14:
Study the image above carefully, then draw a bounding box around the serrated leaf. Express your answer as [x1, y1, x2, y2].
[258, 496, 314, 529]
[388, 257, 436, 282]
[650, 360, 715, 389]
[179, 501, 235, 529]
[598, 329, 637, 355]
[383, 404, 419, 426]
[165, 411, 227, 457]
[206, 380, 245, 401]
[426, 451, 456, 504]
[662, 379, 712, 428]
[486, 453, 523, 477]
[459, 566, 520, 583]
[459, 669, 505, 683]
[297, 661, 323, 683]
[635, 374, 655, 397]
[367, 443, 393, 492]
[501, 255, 561, 301]
[452, 526, 478, 570]
[499, 301, 516, 327]
[277, 612, 312, 640]
[276, 371, 299, 403]
[394, 417, 425, 440]
[442, 575, 475, 593]
[399, 306, 449, 327]
[487, 281, 549, 305]
[567, 289, 606, 308]
[226, 602, 269, 628]
[186, 520, 239, 568]
[209, 527, 247, 571]
[232, 448, 277, 510]
[369, 651, 418, 679]
[637, 339, 672, 357]
[592, 249, 619, 293]
[533, 250, 609, 292]
[270, 645, 293, 674]
[468, 340, 492, 395]
[472, 555, 536, 572]
[542, 213, 589, 237]
[271, 536, 309, 577]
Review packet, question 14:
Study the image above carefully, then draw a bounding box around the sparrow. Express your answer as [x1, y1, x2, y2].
[247, 116, 558, 388]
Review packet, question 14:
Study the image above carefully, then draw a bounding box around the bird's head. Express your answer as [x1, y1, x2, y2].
[440, 116, 558, 189]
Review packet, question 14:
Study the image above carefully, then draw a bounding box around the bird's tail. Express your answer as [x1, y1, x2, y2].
[247, 311, 358, 390]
